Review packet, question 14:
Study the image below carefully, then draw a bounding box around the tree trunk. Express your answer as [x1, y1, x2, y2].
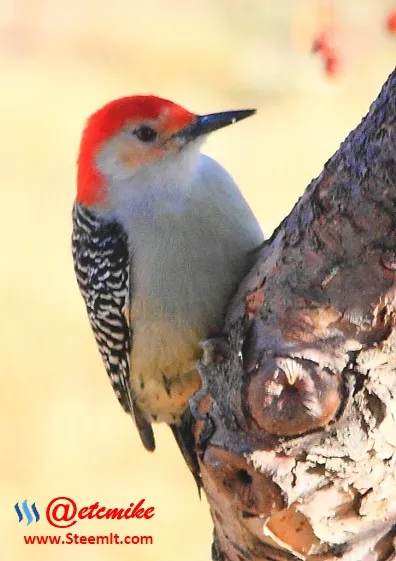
[191, 67, 396, 561]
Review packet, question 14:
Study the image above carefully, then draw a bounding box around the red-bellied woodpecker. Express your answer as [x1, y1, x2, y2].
[72, 95, 264, 463]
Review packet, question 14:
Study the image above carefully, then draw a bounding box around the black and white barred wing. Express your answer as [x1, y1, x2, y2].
[71, 202, 154, 451]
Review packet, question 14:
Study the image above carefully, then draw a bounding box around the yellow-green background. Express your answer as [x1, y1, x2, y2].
[1, 0, 394, 559]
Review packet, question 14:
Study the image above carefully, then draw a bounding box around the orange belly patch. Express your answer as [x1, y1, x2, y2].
[129, 315, 203, 424]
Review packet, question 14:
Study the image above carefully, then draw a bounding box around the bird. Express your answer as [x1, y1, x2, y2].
[71, 95, 264, 468]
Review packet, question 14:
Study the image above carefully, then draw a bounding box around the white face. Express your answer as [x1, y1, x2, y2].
[94, 121, 205, 217]
[96, 120, 205, 179]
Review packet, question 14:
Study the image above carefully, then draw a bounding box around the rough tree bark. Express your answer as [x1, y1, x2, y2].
[190, 68, 396, 561]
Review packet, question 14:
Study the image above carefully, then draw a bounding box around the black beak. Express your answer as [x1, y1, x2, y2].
[174, 109, 256, 143]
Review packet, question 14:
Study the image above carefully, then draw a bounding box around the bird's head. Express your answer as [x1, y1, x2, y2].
[76, 95, 255, 207]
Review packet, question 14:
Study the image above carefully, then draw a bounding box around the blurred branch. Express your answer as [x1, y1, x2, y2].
[191, 67, 396, 561]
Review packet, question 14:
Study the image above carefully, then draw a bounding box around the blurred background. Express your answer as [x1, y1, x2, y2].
[0, 0, 395, 559]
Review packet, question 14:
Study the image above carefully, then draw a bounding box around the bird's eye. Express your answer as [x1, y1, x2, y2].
[134, 126, 158, 143]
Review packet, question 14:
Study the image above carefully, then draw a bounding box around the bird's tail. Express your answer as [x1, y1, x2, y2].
[170, 408, 202, 495]
[133, 402, 156, 452]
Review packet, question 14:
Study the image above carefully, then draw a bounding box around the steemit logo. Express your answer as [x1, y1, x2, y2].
[14, 500, 40, 525]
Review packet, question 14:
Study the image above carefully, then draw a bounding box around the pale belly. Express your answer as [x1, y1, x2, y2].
[129, 310, 203, 424]
[124, 177, 264, 423]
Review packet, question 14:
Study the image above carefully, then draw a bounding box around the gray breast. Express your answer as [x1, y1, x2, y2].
[127, 192, 263, 333]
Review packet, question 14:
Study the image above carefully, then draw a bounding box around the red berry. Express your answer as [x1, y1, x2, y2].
[311, 32, 330, 55]
[324, 52, 340, 77]
[386, 10, 396, 34]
